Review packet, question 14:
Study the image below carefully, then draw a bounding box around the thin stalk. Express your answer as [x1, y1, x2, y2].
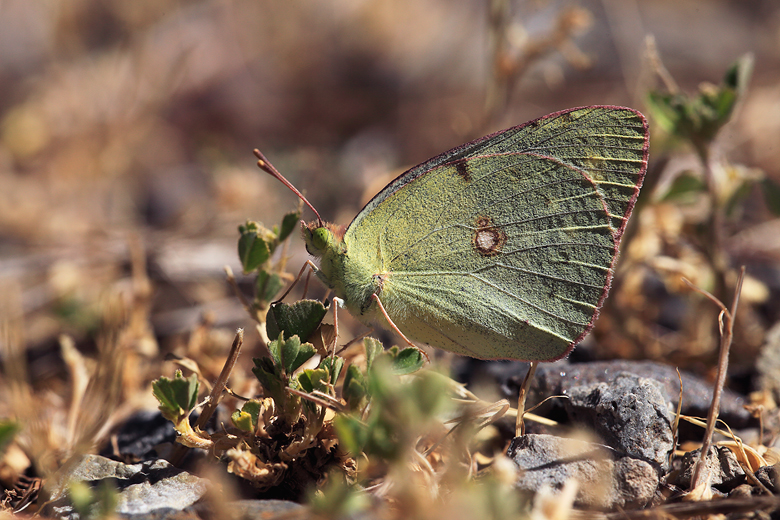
[688, 267, 745, 491]
[515, 362, 538, 437]
[170, 329, 244, 466]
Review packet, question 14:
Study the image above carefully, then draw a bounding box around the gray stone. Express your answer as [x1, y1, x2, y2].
[41, 454, 208, 519]
[670, 446, 746, 490]
[563, 372, 674, 472]
[507, 434, 658, 509]
[755, 463, 779, 493]
[482, 360, 752, 427]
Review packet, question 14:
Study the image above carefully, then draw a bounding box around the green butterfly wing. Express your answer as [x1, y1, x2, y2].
[342, 106, 649, 361]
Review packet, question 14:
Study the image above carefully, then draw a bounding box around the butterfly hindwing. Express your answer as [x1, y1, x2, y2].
[342, 106, 649, 361]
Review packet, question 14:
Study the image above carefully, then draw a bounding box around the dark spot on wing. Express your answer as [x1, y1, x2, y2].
[452, 159, 471, 182]
[473, 216, 507, 257]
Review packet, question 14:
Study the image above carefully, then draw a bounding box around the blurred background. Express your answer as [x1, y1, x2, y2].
[1, 0, 780, 437]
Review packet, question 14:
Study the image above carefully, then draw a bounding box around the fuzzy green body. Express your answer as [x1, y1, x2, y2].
[304, 107, 649, 361]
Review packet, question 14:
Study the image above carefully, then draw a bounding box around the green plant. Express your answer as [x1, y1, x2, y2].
[150, 204, 528, 514]
[237, 210, 301, 317]
[646, 53, 773, 301]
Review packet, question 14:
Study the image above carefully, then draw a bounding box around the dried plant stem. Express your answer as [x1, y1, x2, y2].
[484, 1, 592, 128]
[515, 362, 538, 437]
[170, 329, 244, 466]
[645, 35, 679, 94]
[687, 267, 745, 491]
[196, 329, 244, 430]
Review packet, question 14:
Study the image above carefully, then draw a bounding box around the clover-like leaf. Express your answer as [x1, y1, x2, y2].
[319, 356, 344, 385]
[342, 364, 368, 411]
[252, 355, 286, 404]
[241, 399, 262, 426]
[298, 367, 330, 394]
[266, 300, 328, 343]
[231, 410, 254, 432]
[152, 370, 199, 422]
[383, 346, 425, 375]
[230, 399, 263, 433]
[363, 337, 384, 373]
[279, 210, 302, 243]
[280, 334, 317, 374]
[647, 53, 753, 151]
[255, 271, 284, 305]
[238, 228, 271, 273]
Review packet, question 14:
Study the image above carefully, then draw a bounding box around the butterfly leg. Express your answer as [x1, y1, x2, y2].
[370, 293, 430, 364]
[330, 299, 381, 356]
[273, 260, 319, 304]
[331, 296, 346, 360]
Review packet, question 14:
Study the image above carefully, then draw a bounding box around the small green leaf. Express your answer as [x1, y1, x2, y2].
[658, 172, 706, 203]
[238, 231, 271, 273]
[255, 271, 284, 304]
[237, 221, 258, 235]
[297, 370, 314, 393]
[291, 343, 317, 374]
[281, 334, 303, 372]
[242, 400, 262, 427]
[152, 370, 199, 421]
[363, 337, 384, 373]
[266, 334, 284, 367]
[723, 53, 753, 96]
[262, 333, 316, 376]
[708, 87, 737, 124]
[266, 300, 328, 343]
[69, 479, 118, 519]
[298, 368, 330, 393]
[384, 346, 425, 375]
[68, 481, 94, 517]
[342, 364, 368, 411]
[647, 54, 753, 152]
[279, 210, 302, 243]
[319, 356, 344, 385]
[231, 410, 254, 432]
[230, 399, 264, 433]
[252, 355, 286, 403]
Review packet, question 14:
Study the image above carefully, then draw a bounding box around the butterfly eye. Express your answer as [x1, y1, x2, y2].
[311, 227, 332, 251]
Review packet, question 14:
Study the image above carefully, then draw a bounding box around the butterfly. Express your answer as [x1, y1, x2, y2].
[256, 106, 649, 361]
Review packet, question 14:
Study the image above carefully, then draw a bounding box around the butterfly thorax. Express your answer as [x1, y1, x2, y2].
[302, 221, 386, 325]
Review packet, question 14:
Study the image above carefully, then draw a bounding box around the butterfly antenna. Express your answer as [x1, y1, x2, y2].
[253, 149, 324, 226]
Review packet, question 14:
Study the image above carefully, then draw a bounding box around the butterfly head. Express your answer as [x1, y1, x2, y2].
[302, 221, 346, 258]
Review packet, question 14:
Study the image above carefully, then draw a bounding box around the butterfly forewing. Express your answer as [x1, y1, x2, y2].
[343, 106, 649, 361]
